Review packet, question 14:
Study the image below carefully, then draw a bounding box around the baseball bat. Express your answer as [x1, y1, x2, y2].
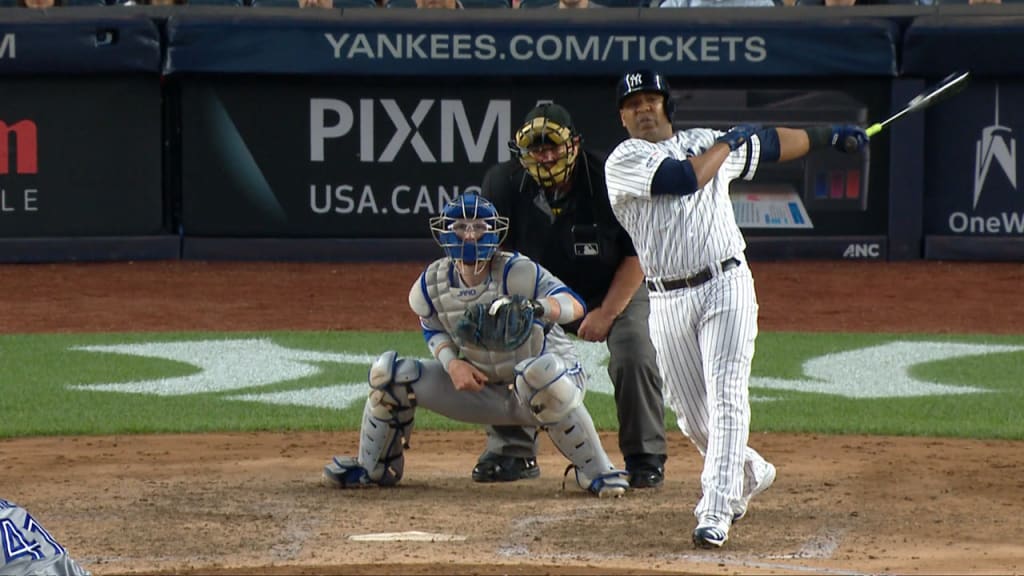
[843, 71, 971, 153]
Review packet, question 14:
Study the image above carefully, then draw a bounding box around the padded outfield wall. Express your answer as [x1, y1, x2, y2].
[0, 5, 1021, 262]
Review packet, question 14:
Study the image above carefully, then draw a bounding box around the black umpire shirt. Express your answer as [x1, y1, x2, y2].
[481, 149, 638, 314]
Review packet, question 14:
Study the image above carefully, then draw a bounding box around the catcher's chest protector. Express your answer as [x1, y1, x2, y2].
[423, 254, 544, 384]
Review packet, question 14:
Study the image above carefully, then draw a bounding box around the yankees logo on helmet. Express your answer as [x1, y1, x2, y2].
[616, 69, 675, 121]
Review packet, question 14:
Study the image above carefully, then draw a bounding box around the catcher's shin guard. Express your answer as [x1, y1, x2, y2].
[353, 351, 420, 486]
[547, 406, 629, 498]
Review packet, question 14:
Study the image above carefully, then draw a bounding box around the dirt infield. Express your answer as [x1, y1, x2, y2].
[2, 260, 1023, 575]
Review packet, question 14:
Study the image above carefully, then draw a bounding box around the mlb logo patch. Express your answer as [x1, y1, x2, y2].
[574, 243, 599, 256]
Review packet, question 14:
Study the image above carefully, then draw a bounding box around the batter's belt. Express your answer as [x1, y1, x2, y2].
[645, 257, 742, 292]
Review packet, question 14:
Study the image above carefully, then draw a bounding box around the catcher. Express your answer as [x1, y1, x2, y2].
[0, 498, 91, 576]
[322, 193, 630, 497]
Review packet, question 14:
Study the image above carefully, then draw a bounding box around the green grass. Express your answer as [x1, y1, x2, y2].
[751, 332, 1024, 438]
[1, 331, 1022, 439]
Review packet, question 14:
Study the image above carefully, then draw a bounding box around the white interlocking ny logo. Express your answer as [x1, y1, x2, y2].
[626, 73, 643, 88]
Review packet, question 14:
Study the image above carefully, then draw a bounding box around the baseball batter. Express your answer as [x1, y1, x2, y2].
[604, 70, 868, 548]
[0, 498, 91, 576]
[322, 193, 629, 498]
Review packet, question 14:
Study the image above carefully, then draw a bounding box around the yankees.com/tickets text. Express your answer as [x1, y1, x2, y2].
[324, 33, 767, 63]
[309, 184, 472, 215]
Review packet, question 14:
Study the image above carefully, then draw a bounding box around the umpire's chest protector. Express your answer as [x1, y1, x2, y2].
[422, 254, 546, 384]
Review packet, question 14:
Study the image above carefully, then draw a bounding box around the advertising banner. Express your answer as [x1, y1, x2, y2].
[180, 78, 622, 238]
[0, 13, 161, 75]
[178, 76, 890, 241]
[923, 80, 1024, 239]
[0, 78, 164, 237]
[165, 12, 898, 77]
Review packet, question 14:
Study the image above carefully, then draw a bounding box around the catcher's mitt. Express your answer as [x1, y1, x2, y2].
[454, 295, 544, 351]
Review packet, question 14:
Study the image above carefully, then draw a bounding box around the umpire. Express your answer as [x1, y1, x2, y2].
[476, 103, 667, 489]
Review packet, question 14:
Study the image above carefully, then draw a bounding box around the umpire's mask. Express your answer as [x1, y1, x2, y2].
[510, 103, 580, 189]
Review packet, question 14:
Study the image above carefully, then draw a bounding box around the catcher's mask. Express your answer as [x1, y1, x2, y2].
[509, 103, 580, 189]
[430, 193, 509, 274]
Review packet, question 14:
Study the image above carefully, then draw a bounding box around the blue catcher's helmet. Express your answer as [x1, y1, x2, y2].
[430, 193, 509, 272]
[616, 69, 674, 121]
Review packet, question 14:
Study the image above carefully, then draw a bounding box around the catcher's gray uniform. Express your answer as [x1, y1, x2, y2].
[323, 250, 629, 497]
[0, 499, 90, 576]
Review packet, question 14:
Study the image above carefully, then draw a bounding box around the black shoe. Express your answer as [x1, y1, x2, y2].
[471, 452, 540, 483]
[625, 453, 666, 489]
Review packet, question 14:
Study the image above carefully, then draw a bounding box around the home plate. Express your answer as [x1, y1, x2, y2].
[348, 531, 467, 542]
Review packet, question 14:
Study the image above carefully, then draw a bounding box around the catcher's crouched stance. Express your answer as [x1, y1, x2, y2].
[323, 193, 630, 497]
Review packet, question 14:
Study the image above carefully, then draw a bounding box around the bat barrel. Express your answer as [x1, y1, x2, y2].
[839, 72, 969, 154]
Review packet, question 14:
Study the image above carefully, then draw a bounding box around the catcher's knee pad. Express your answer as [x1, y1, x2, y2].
[546, 405, 626, 496]
[359, 351, 421, 485]
[513, 353, 584, 426]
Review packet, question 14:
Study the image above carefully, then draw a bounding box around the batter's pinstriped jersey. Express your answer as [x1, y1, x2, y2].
[604, 125, 775, 531]
[604, 129, 761, 280]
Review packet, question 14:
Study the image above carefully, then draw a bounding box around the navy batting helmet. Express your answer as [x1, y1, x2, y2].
[616, 69, 674, 121]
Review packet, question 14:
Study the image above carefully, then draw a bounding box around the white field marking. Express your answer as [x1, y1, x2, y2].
[65, 339, 1015, 410]
[499, 516, 867, 576]
[348, 531, 466, 542]
[573, 340, 614, 395]
[649, 553, 872, 576]
[269, 516, 315, 562]
[768, 528, 845, 560]
[499, 511, 613, 558]
[518, 551, 874, 576]
[751, 341, 1022, 398]
[581, 340, 1012, 400]
[69, 339, 377, 396]
[230, 384, 368, 410]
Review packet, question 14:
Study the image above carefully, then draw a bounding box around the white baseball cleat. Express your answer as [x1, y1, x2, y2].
[733, 461, 776, 523]
[692, 514, 731, 549]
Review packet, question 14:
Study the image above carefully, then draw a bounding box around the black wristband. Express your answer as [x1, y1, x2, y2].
[805, 126, 833, 150]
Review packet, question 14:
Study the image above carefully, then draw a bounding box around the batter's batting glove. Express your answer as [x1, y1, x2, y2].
[715, 124, 762, 152]
[832, 125, 869, 153]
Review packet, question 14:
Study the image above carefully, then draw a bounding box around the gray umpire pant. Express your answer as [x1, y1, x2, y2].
[483, 286, 667, 463]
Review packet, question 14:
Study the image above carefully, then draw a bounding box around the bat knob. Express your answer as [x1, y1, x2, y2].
[843, 135, 862, 154]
